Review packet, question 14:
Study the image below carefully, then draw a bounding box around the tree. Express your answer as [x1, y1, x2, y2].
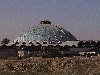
[55, 45, 61, 50]
[1, 38, 10, 45]
[15, 42, 19, 45]
[29, 42, 33, 45]
[11, 42, 19, 49]
[43, 41, 47, 44]
[96, 41, 100, 47]
[90, 41, 96, 47]
[78, 41, 84, 48]
[36, 45, 62, 58]
[22, 42, 26, 45]
[84, 41, 91, 48]
[29, 42, 36, 50]
[71, 45, 76, 48]
[36, 42, 41, 45]
[63, 45, 70, 51]
[20, 42, 27, 50]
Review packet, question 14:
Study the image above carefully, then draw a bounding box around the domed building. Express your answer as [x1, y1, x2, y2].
[14, 20, 77, 44]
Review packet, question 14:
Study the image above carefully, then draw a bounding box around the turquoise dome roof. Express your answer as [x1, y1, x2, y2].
[14, 20, 77, 44]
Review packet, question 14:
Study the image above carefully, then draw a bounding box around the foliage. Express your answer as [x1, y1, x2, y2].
[78, 41, 84, 48]
[1, 38, 10, 45]
[35, 46, 62, 58]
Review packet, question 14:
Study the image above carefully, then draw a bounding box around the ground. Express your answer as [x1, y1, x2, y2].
[0, 56, 100, 75]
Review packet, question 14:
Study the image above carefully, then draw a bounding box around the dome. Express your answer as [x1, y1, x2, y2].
[14, 20, 77, 44]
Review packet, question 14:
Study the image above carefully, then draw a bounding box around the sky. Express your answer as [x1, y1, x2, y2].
[0, 0, 100, 41]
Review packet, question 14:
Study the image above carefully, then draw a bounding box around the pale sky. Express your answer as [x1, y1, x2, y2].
[0, 0, 100, 41]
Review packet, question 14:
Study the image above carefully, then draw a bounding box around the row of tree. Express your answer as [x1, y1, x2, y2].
[78, 41, 100, 48]
[0, 38, 100, 49]
[0, 38, 100, 58]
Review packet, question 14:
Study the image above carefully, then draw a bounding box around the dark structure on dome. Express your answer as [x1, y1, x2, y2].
[14, 20, 77, 44]
[40, 20, 51, 24]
